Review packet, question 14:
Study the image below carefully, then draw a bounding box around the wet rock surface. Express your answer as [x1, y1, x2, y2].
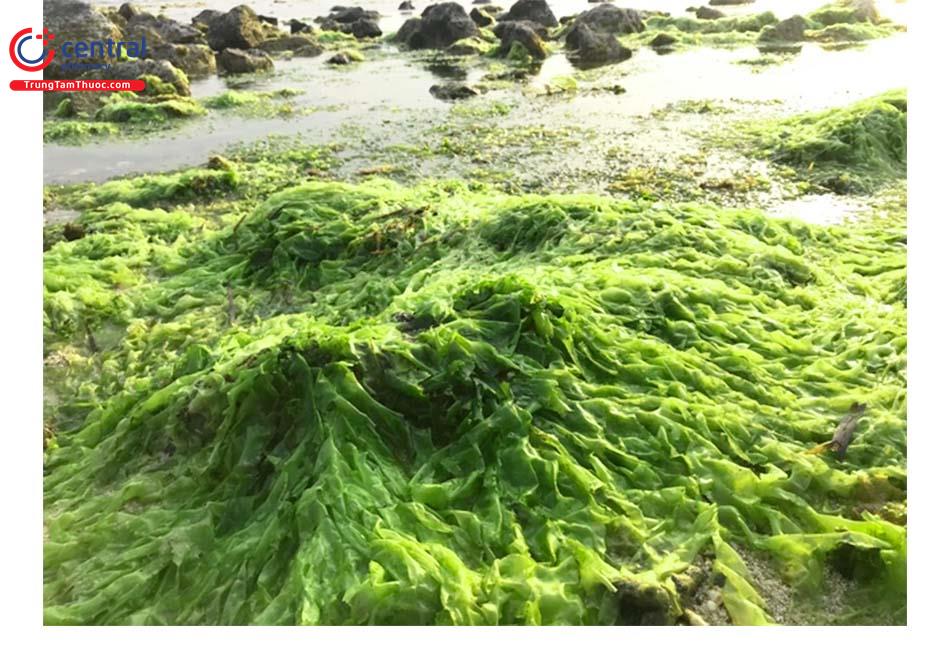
[497, 0, 558, 28]
[565, 21, 632, 66]
[43, 0, 124, 79]
[149, 43, 217, 77]
[289, 18, 314, 34]
[470, 8, 494, 27]
[84, 58, 191, 95]
[494, 21, 548, 59]
[206, 5, 266, 51]
[124, 12, 203, 45]
[571, 5, 645, 35]
[395, 3, 479, 49]
[318, 7, 383, 38]
[759, 15, 808, 43]
[216, 47, 275, 74]
[696, 6, 726, 20]
[257, 35, 325, 57]
[430, 81, 482, 100]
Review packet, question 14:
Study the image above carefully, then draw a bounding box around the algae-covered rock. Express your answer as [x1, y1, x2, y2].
[257, 35, 325, 57]
[808, 0, 881, 26]
[494, 21, 547, 60]
[83, 59, 191, 96]
[149, 43, 217, 77]
[758, 15, 807, 43]
[650, 32, 678, 48]
[216, 48, 274, 74]
[327, 50, 365, 65]
[94, 95, 206, 123]
[206, 5, 266, 51]
[445, 37, 492, 55]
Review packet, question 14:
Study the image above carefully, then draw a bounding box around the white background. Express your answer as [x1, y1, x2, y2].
[0, 0, 944, 645]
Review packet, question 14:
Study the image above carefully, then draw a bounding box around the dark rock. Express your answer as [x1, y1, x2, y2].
[192, 9, 224, 29]
[318, 8, 383, 38]
[319, 7, 381, 24]
[43, 0, 124, 79]
[565, 22, 632, 66]
[327, 51, 355, 64]
[498, 0, 558, 28]
[216, 47, 274, 74]
[572, 5, 644, 34]
[118, 2, 141, 21]
[149, 43, 217, 77]
[257, 35, 325, 57]
[430, 81, 480, 100]
[481, 4, 504, 13]
[649, 32, 677, 48]
[348, 18, 383, 38]
[696, 6, 726, 19]
[125, 12, 204, 44]
[258, 14, 279, 26]
[399, 0, 415, 8]
[709, 0, 754, 5]
[493, 21, 547, 59]
[83, 59, 191, 95]
[470, 8, 494, 27]
[63, 222, 86, 242]
[289, 19, 314, 34]
[206, 5, 266, 51]
[758, 15, 807, 43]
[394, 3, 479, 49]
[473, 0, 491, 4]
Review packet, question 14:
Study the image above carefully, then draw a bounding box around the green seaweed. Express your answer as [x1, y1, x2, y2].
[202, 89, 307, 118]
[44, 158, 906, 624]
[95, 94, 206, 124]
[739, 90, 906, 194]
[44, 120, 120, 144]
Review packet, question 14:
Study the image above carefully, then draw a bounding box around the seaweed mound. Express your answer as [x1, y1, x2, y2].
[745, 90, 906, 193]
[44, 177, 906, 624]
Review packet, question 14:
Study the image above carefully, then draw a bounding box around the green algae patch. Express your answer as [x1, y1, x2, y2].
[636, 12, 778, 48]
[801, 2, 905, 45]
[44, 171, 905, 624]
[202, 89, 307, 118]
[734, 53, 798, 71]
[44, 87, 205, 144]
[95, 96, 206, 123]
[738, 90, 906, 194]
[44, 120, 119, 144]
[805, 22, 903, 44]
[55, 168, 240, 211]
